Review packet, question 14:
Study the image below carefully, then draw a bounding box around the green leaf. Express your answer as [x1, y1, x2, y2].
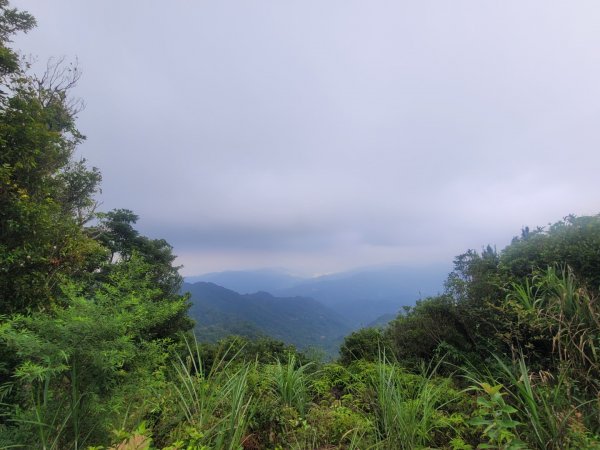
[469, 417, 490, 427]
[500, 405, 518, 414]
[497, 419, 521, 429]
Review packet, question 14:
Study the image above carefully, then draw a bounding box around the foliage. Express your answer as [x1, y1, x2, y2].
[505, 267, 600, 396]
[268, 354, 313, 416]
[356, 215, 600, 448]
[204, 335, 301, 365]
[0, 255, 187, 448]
[445, 245, 505, 354]
[303, 404, 373, 446]
[339, 327, 391, 365]
[93, 209, 183, 294]
[467, 382, 525, 449]
[501, 215, 600, 289]
[385, 295, 475, 368]
[0, 55, 106, 314]
[164, 335, 253, 450]
[385, 215, 600, 368]
[0, 0, 35, 75]
[369, 357, 469, 449]
[464, 355, 600, 450]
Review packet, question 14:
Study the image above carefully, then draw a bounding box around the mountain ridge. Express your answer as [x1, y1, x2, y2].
[185, 264, 448, 328]
[183, 281, 350, 353]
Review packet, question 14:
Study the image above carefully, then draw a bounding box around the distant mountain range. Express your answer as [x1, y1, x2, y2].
[186, 264, 449, 329]
[185, 268, 302, 294]
[182, 282, 349, 353]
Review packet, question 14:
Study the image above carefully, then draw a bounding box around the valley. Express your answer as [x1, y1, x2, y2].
[183, 264, 448, 353]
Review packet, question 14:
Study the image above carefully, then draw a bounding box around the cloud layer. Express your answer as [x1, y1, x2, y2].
[14, 1, 600, 275]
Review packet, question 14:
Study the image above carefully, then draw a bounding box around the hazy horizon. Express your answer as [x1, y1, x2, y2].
[13, 1, 600, 275]
[184, 260, 453, 280]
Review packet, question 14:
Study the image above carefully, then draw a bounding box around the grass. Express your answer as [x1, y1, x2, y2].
[371, 355, 449, 449]
[509, 266, 600, 395]
[463, 354, 598, 449]
[171, 334, 253, 450]
[269, 354, 313, 416]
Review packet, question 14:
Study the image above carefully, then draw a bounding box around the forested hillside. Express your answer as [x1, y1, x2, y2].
[0, 3, 599, 449]
[184, 281, 349, 352]
[188, 264, 446, 328]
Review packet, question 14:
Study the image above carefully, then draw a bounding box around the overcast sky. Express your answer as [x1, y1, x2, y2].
[12, 1, 600, 276]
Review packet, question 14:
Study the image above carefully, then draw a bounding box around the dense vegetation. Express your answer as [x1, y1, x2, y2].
[1, 3, 599, 448]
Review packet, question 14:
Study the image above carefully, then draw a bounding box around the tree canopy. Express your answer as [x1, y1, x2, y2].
[0, 3, 192, 446]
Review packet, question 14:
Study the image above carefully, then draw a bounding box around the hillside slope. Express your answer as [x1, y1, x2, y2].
[183, 282, 350, 351]
[275, 264, 447, 327]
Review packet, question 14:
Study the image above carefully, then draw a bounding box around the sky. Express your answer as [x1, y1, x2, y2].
[12, 1, 600, 276]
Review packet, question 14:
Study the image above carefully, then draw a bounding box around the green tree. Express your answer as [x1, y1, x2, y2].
[92, 209, 193, 338]
[0, 18, 105, 314]
[0, 5, 109, 432]
[0, 0, 35, 77]
[385, 295, 474, 367]
[0, 3, 192, 446]
[339, 327, 390, 365]
[500, 214, 600, 290]
[0, 255, 188, 448]
[386, 214, 600, 370]
[94, 209, 183, 295]
[444, 245, 505, 354]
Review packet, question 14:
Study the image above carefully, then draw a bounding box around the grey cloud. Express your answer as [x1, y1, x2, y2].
[13, 0, 600, 275]
[142, 222, 335, 252]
